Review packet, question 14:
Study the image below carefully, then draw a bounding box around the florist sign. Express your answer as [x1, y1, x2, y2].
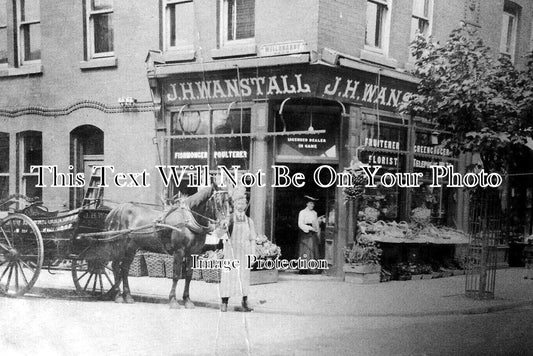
[162, 64, 415, 110]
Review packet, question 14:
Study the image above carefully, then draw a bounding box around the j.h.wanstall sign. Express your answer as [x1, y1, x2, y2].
[162, 64, 416, 110]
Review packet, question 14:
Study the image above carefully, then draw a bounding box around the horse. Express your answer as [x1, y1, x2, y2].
[103, 182, 230, 308]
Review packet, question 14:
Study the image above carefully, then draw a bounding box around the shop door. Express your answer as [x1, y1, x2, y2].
[273, 163, 336, 261]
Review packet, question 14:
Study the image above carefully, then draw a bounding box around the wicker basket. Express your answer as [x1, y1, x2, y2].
[192, 268, 202, 281]
[163, 254, 175, 279]
[144, 252, 166, 278]
[128, 251, 148, 277]
[202, 268, 221, 283]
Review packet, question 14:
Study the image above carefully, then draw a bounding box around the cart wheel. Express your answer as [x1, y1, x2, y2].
[71, 254, 116, 299]
[0, 214, 44, 297]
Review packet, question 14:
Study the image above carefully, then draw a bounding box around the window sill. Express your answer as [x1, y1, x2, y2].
[0, 64, 43, 77]
[79, 56, 118, 70]
[211, 43, 257, 59]
[360, 49, 398, 68]
[163, 48, 196, 63]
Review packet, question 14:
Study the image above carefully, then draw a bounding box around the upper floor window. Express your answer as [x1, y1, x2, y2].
[220, 0, 255, 46]
[0, 0, 7, 65]
[18, 0, 41, 63]
[365, 0, 389, 51]
[411, 0, 431, 40]
[500, 1, 520, 60]
[164, 0, 194, 50]
[86, 0, 114, 59]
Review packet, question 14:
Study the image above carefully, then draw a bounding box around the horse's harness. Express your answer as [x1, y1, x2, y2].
[162, 191, 229, 235]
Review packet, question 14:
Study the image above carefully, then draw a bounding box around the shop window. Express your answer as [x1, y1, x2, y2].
[170, 108, 251, 170]
[164, 0, 194, 51]
[0, 0, 7, 66]
[219, 0, 255, 46]
[17, 131, 42, 200]
[412, 129, 456, 226]
[410, 0, 431, 41]
[85, 0, 114, 59]
[0, 132, 9, 208]
[275, 107, 339, 163]
[360, 115, 408, 222]
[500, 1, 520, 61]
[365, 0, 389, 52]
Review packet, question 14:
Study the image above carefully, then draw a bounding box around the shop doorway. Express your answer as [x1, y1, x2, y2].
[273, 163, 337, 261]
[70, 125, 104, 208]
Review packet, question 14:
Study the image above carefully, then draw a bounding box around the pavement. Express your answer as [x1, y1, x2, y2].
[28, 267, 533, 317]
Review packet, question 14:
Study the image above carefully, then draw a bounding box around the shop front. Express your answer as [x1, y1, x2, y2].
[147, 58, 466, 276]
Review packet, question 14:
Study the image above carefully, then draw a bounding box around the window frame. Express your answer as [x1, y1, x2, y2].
[17, 131, 42, 201]
[85, 0, 114, 60]
[0, 132, 9, 207]
[410, 0, 432, 40]
[500, 7, 517, 59]
[364, 0, 391, 55]
[16, 0, 41, 65]
[219, 0, 255, 48]
[164, 0, 194, 52]
[167, 103, 253, 171]
[0, 0, 7, 67]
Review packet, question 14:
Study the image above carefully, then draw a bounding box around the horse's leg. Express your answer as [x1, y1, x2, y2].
[183, 254, 195, 309]
[169, 248, 184, 309]
[121, 253, 136, 304]
[111, 260, 124, 303]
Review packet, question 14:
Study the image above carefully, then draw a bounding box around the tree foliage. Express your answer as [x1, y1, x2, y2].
[401, 25, 533, 173]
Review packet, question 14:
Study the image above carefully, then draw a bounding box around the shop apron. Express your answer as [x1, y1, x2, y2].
[220, 217, 252, 298]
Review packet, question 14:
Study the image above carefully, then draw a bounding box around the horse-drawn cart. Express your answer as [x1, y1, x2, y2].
[0, 196, 115, 297]
[0, 184, 229, 306]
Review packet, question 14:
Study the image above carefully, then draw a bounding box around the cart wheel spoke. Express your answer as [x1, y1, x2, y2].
[0, 262, 12, 283]
[103, 270, 113, 285]
[98, 274, 104, 294]
[16, 262, 29, 286]
[0, 239, 11, 252]
[5, 263, 14, 292]
[92, 273, 98, 294]
[14, 263, 19, 292]
[0, 226, 13, 249]
[75, 270, 91, 283]
[82, 273, 94, 291]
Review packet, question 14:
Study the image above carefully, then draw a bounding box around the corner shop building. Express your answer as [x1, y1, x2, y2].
[147, 53, 468, 276]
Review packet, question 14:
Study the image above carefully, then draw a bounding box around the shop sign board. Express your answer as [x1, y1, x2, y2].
[259, 41, 308, 57]
[162, 64, 416, 111]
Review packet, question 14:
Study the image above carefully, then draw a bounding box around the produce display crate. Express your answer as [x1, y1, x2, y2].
[128, 251, 148, 277]
[250, 269, 278, 285]
[143, 252, 166, 278]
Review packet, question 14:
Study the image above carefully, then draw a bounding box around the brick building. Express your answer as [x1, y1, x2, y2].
[1, 0, 532, 275]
